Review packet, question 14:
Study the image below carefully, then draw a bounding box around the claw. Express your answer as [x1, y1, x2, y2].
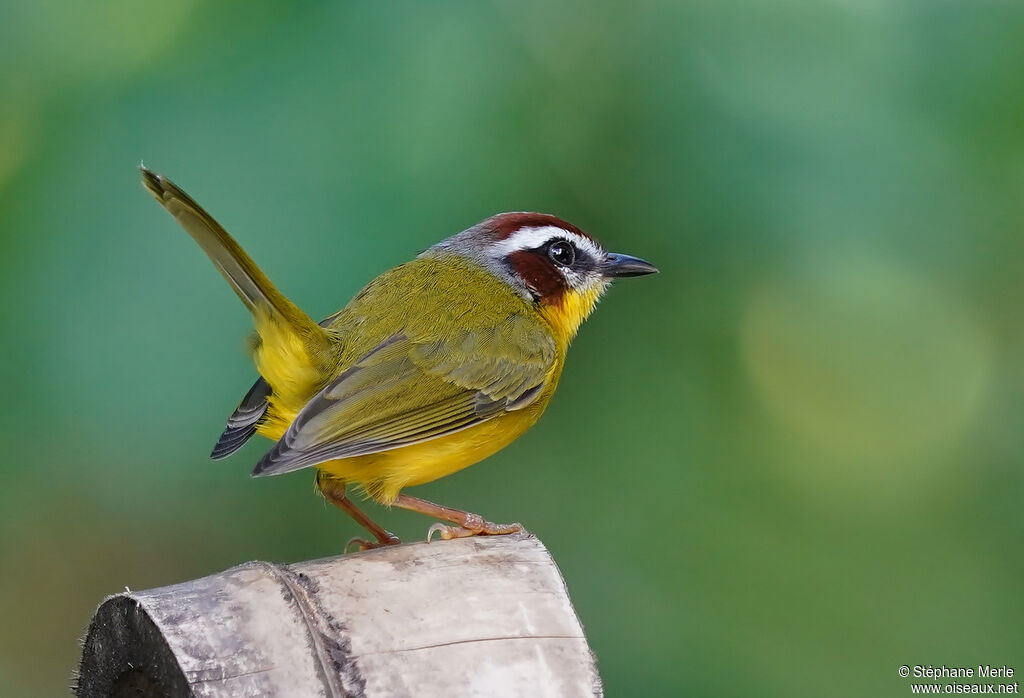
[427, 522, 512, 541]
[426, 523, 458, 542]
[345, 537, 373, 553]
[345, 534, 401, 553]
[426, 520, 524, 542]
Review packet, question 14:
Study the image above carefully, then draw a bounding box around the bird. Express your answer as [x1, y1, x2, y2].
[140, 166, 657, 548]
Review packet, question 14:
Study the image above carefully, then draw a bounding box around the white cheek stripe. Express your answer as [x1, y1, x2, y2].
[490, 225, 604, 260]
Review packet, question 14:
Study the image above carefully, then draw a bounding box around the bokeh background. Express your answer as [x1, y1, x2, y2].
[2, 1, 1023, 696]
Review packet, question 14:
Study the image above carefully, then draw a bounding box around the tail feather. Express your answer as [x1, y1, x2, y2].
[140, 166, 323, 344]
[141, 166, 334, 461]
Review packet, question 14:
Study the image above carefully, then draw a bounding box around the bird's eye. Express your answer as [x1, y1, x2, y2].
[548, 240, 576, 267]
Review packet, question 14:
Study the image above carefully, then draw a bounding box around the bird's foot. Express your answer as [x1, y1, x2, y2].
[345, 533, 401, 553]
[426, 517, 522, 542]
[390, 493, 522, 542]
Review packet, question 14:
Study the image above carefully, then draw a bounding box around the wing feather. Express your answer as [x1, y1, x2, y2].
[210, 377, 271, 459]
[252, 323, 555, 477]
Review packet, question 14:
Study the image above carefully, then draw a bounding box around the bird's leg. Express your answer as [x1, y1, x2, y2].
[390, 493, 522, 541]
[316, 473, 401, 551]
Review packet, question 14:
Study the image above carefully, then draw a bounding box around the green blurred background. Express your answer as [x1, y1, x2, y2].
[2, 1, 1023, 696]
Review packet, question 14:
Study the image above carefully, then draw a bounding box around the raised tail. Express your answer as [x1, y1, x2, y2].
[141, 166, 332, 455]
[140, 166, 324, 342]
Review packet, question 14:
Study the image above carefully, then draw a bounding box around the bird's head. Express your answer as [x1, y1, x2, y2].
[428, 212, 658, 344]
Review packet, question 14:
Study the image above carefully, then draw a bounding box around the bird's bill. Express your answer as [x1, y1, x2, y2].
[602, 252, 659, 278]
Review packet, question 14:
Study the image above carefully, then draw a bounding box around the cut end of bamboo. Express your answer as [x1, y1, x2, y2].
[77, 532, 603, 697]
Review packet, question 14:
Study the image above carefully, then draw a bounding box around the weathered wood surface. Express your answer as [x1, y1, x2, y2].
[77, 531, 602, 698]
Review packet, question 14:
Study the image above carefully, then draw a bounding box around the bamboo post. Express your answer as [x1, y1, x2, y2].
[76, 531, 602, 697]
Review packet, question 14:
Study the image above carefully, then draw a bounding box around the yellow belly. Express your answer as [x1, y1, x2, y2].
[315, 404, 545, 504]
[255, 390, 550, 505]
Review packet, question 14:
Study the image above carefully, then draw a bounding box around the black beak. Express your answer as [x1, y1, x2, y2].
[602, 252, 659, 278]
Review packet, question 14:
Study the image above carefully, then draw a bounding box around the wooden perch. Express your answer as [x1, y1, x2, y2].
[77, 531, 602, 697]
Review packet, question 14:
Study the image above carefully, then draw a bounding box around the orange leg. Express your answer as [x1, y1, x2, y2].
[316, 473, 400, 551]
[391, 494, 522, 541]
